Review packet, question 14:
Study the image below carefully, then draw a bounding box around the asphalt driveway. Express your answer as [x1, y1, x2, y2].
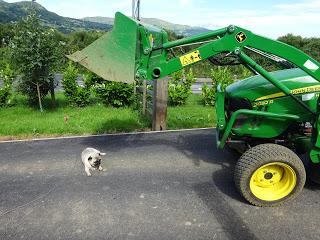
[0, 129, 320, 240]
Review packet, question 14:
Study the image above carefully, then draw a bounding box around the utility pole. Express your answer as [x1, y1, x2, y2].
[132, 0, 140, 95]
[31, 0, 36, 8]
[132, 0, 141, 21]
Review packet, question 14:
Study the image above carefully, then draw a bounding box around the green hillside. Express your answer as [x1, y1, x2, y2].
[0, 0, 112, 33]
[83, 16, 209, 36]
[0, 0, 208, 35]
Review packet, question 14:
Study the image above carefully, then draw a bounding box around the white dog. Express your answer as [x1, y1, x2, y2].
[81, 147, 106, 176]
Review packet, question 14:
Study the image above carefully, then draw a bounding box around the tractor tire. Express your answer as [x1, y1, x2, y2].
[234, 144, 306, 207]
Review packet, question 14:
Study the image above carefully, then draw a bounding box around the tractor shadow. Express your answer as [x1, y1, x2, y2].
[80, 129, 245, 203]
[296, 154, 320, 191]
[80, 129, 258, 239]
[192, 181, 259, 240]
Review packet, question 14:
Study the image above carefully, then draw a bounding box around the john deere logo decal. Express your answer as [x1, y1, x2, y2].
[236, 32, 247, 43]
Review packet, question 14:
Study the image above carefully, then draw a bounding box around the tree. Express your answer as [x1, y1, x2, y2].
[278, 34, 320, 62]
[9, 12, 62, 111]
[0, 63, 15, 107]
[278, 34, 305, 49]
[66, 30, 103, 53]
[303, 38, 320, 62]
[0, 23, 14, 48]
[62, 62, 91, 107]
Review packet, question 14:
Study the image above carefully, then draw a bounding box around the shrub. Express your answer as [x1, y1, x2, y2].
[201, 83, 216, 106]
[85, 69, 134, 108]
[94, 81, 134, 107]
[62, 62, 90, 107]
[238, 65, 253, 79]
[201, 67, 233, 106]
[210, 66, 233, 91]
[168, 68, 196, 106]
[0, 63, 15, 107]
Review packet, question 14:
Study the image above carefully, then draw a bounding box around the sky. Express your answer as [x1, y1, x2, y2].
[5, 0, 320, 38]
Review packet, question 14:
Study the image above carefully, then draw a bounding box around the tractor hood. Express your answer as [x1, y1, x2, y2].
[226, 68, 319, 101]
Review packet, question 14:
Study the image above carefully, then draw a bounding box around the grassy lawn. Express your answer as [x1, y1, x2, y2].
[0, 93, 216, 140]
[168, 94, 216, 129]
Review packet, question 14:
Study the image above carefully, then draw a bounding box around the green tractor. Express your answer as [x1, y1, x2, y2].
[69, 12, 320, 206]
[217, 68, 318, 206]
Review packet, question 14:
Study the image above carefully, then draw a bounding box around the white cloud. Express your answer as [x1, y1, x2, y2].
[176, 1, 320, 38]
[275, 0, 320, 10]
[179, 0, 192, 6]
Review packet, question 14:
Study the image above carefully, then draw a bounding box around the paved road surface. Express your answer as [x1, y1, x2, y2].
[0, 129, 320, 240]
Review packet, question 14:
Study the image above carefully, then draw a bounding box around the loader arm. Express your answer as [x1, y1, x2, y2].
[146, 26, 320, 82]
[142, 26, 320, 108]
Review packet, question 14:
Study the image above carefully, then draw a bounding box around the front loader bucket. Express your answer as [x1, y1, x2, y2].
[67, 12, 138, 84]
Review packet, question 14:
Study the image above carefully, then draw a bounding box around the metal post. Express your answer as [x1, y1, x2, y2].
[132, 0, 141, 21]
[31, 0, 36, 9]
[132, 0, 140, 95]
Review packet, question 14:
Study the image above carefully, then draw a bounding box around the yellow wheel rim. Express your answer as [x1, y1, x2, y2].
[249, 162, 297, 201]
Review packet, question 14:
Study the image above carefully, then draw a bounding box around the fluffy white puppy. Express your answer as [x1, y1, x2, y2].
[81, 147, 106, 176]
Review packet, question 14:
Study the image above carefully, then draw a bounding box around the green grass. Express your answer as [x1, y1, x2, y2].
[168, 94, 216, 129]
[0, 93, 216, 140]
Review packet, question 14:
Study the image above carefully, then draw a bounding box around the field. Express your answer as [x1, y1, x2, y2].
[0, 93, 216, 140]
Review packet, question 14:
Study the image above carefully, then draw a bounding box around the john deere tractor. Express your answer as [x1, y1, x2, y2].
[69, 12, 320, 206]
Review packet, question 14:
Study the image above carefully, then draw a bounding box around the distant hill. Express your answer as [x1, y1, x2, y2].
[83, 16, 210, 36]
[0, 0, 209, 36]
[0, 0, 112, 33]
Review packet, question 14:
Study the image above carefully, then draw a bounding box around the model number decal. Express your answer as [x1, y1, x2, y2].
[253, 100, 274, 107]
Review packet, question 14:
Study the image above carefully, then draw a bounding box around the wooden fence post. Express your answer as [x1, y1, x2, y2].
[152, 77, 168, 131]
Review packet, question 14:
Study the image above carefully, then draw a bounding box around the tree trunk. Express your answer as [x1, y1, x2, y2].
[36, 82, 43, 112]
